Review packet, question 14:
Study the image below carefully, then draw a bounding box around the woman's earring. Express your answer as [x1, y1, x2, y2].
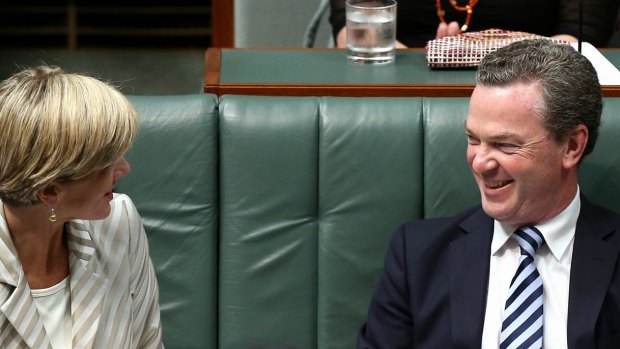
[49, 206, 57, 223]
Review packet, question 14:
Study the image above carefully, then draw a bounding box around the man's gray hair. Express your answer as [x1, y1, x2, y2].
[477, 39, 602, 156]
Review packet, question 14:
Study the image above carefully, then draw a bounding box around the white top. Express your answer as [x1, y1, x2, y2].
[31, 277, 72, 349]
[481, 188, 580, 349]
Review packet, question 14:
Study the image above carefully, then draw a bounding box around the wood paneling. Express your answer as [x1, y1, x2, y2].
[0, 2, 211, 49]
[211, 0, 234, 47]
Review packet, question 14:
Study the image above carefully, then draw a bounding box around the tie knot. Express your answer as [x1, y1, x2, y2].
[513, 226, 545, 257]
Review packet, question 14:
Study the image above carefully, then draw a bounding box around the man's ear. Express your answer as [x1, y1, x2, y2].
[37, 183, 60, 206]
[563, 124, 588, 170]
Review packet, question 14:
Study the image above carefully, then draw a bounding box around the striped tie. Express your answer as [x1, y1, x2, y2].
[500, 226, 545, 349]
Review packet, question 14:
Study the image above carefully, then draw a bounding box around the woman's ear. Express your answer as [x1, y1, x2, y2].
[563, 124, 588, 170]
[37, 183, 59, 206]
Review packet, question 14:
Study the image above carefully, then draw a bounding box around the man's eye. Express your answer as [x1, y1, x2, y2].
[466, 135, 479, 144]
[497, 143, 519, 152]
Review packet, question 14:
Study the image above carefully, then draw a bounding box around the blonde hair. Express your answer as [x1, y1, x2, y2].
[0, 66, 139, 206]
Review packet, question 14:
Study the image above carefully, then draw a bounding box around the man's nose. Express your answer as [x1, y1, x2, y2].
[471, 147, 498, 174]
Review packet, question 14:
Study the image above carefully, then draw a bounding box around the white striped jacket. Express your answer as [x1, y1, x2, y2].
[0, 194, 164, 349]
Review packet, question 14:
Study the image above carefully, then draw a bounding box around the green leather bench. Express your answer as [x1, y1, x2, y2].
[117, 95, 219, 349]
[116, 93, 620, 349]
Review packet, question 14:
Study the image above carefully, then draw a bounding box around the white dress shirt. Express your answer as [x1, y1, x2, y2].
[481, 189, 580, 349]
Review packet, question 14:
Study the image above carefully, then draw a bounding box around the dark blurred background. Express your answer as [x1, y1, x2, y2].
[2, 1, 620, 95]
[0, 1, 210, 95]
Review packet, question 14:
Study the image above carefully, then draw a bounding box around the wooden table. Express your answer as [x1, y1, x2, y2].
[204, 48, 620, 97]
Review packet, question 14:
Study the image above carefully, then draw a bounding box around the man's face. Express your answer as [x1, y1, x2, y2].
[465, 82, 575, 226]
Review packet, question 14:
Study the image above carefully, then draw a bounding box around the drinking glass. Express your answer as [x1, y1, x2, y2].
[346, 0, 397, 64]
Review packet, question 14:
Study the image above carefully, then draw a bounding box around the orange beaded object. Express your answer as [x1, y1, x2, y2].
[435, 0, 479, 32]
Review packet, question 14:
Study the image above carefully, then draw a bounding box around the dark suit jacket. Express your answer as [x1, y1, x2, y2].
[357, 196, 620, 349]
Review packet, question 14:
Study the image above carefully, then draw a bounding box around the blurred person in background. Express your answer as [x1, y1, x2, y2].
[330, 0, 620, 48]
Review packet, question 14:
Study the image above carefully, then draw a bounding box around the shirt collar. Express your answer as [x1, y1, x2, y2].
[491, 187, 580, 261]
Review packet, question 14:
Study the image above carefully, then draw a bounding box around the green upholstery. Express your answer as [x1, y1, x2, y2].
[115, 93, 620, 348]
[219, 96, 320, 348]
[218, 95, 424, 349]
[117, 95, 219, 349]
[580, 98, 620, 212]
[316, 97, 424, 349]
[423, 98, 479, 218]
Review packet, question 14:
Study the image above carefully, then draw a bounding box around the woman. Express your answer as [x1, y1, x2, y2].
[0, 66, 164, 348]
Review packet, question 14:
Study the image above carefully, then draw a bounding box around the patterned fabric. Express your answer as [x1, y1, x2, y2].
[500, 226, 545, 349]
[0, 194, 164, 349]
[425, 28, 569, 68]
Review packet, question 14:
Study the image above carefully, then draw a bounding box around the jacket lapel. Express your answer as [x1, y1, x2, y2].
[66, 220, 109, 349]
[567, 197, 619, 349]
[450, 208, 494, 349]
[1, 277, 52, 348]
[0, 202, 52, 349]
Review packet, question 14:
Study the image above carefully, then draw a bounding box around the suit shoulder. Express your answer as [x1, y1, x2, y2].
[400, 205, 483, 237]
[580, 198, 620, 239]
[391, 206, 486, 253]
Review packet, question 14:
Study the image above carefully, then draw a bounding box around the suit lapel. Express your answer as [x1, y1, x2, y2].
[567, 197, 619, 349]
[0, 202, 52, 348]
[450, 208, 494, 349]
[66, 220, 109, 349]
[0, 277, 52, 348]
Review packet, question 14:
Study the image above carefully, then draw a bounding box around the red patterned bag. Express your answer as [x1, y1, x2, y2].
[425, 29, 569, 68]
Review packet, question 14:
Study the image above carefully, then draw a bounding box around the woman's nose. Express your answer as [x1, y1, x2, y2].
[114, 157, 131, 178]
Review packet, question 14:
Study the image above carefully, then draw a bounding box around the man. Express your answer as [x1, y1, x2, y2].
[357, 39, 620, 349]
